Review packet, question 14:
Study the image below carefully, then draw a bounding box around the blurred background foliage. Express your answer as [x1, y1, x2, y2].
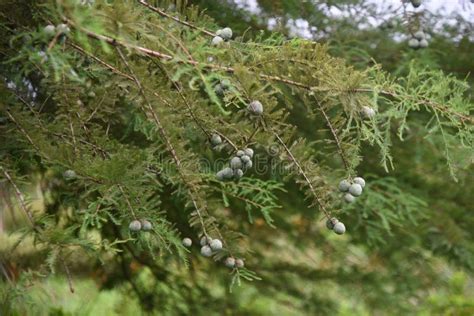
[1, 0, 473, 315]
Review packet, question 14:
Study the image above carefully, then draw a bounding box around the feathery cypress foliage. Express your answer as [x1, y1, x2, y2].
[1, 0, 473, 314]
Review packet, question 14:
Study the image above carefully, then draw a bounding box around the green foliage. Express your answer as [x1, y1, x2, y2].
[341, 176, 428, 247]
[0, 0, 473, 315]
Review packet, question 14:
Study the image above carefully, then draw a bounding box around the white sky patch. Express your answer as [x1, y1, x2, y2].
[267, 17, 277, 30]
[287, 18, 313, 39]
[233, 0, 261, 15]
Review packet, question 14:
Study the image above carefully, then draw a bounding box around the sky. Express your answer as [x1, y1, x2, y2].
[234, 0, 474, 20]
[420, 0, 473, 18]
[233, 0, 474, 39]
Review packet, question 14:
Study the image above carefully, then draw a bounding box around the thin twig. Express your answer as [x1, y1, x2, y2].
[74, 111, 103, 158]
[1, 167, 35, 226]
[70, 43, 177, 112]
[132, 2, 474, 125]
[5, 111, 45, 157]
[118, 184, 137, 219]
[353, 87, 473, 124]
[153, 23, 197, 62]
[115, 47, 182, 167]
[70, 43, 247, 154]
[116, 48, 235, 254]
[8, 88, 109, 159]
[154, 61, 210, 138]
[315, 99, 350, 172]
[272, 132, 331, 219]
[68, 115, 78, 156]
[137, 0, 216, 37]
[61, 255, 75, 293]
[213, 130, 238, 152]
[245, 126, 260, 147]
[46, 32, 61, 52]
[115, 47, 210, 236]
[70, 22, 308, 89]
[68, 42, 134, 80]
[227, 192, 267, 210]
[1, 167, 76, 293]
[0, 263, 13, 285]
[73, 24, 472, 125]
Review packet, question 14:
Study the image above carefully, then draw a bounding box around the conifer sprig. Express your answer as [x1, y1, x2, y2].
[113, 45, 238, 258]
[317, 101, 351, 173]
[137, 0, 217, 37]
[40, 8, 474, 222]
[114, 46, 210, 236]
[272, 132, 332, 220]
[135, 0, 473, 126]
[1, 167, 75, 293]
[0, 1, 472, 299]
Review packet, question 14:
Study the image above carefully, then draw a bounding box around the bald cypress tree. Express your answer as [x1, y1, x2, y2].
[1, 1, 473, 314]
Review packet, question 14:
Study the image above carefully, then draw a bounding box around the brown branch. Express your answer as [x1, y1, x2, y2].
[272, 132, 331, 219]
[245, 126, 260, 147]
[115, 47, 236, 255]
[1, 167, 36, 227]
[75, 23, 473, 126]
[68, 115, 78, 156]
[114, 47, 211, 236]
[115, 47, 182, 167]
[136, 0, 216, 37]
[153, 61, 210, 138]
[132, 4, 474, 125]
[71, 42, 247, 155]
[70, 21, 309, 89]
[68, 42, 134, 80]
[213, 129, 238, 152]
[61, 255, 75, 293]
[353, 88, 474, 124]
[315, 99, 351, 172]
[118, 184, 137, 219]
[1, 167, 75, 293]
[5, 111, 45, 157]
[137, 0, 280, 53]
[46, 31, 62, 52]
